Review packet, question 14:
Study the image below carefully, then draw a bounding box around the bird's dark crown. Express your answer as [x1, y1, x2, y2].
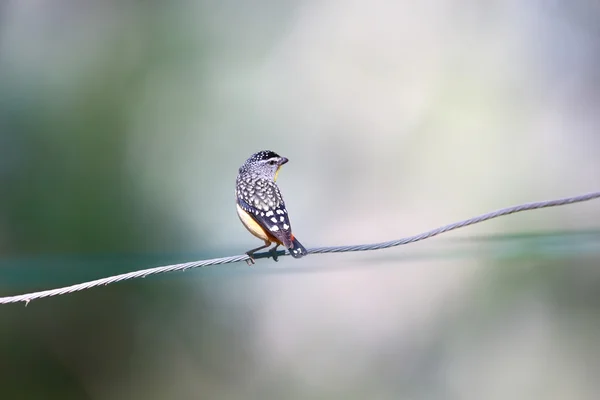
[249, 150, 281, 162]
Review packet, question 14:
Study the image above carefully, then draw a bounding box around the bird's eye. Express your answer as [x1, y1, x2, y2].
[268, 160, 277, 165]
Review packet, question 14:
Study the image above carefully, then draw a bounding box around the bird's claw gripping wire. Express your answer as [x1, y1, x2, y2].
[269, 247, 279, 262]
[245, 247, 281, 265]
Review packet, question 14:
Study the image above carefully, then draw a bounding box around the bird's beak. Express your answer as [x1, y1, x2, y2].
[274, 157, 288, 182]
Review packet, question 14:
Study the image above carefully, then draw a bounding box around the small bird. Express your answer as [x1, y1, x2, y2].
[236, 150, 307, 264]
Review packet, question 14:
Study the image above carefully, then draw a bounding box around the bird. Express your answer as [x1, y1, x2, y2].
[236, 150, 307, 264]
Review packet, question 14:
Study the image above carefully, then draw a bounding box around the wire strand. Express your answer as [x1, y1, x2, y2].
[1, 191, 599, 305]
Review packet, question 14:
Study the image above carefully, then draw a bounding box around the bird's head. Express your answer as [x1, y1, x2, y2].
[239, 150, 289, 181]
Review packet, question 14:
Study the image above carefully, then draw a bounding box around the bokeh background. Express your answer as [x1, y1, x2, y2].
[1, 0, 600, 398]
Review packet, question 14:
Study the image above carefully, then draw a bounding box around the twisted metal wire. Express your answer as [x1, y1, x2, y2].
[1, 191, 599, 305]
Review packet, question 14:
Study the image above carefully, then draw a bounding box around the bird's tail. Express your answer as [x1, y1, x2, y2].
[288, 235, 307, 258]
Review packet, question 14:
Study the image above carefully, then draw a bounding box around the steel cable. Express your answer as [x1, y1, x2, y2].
[1, 191, 599, 305]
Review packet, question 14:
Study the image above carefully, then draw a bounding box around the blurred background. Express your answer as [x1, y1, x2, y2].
[1, 0, 600, 398]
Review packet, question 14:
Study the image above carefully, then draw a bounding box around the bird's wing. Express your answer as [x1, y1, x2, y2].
[237, 181, 294, 248]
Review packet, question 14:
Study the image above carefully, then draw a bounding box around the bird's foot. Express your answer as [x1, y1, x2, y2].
[245, 253, 256, 266]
